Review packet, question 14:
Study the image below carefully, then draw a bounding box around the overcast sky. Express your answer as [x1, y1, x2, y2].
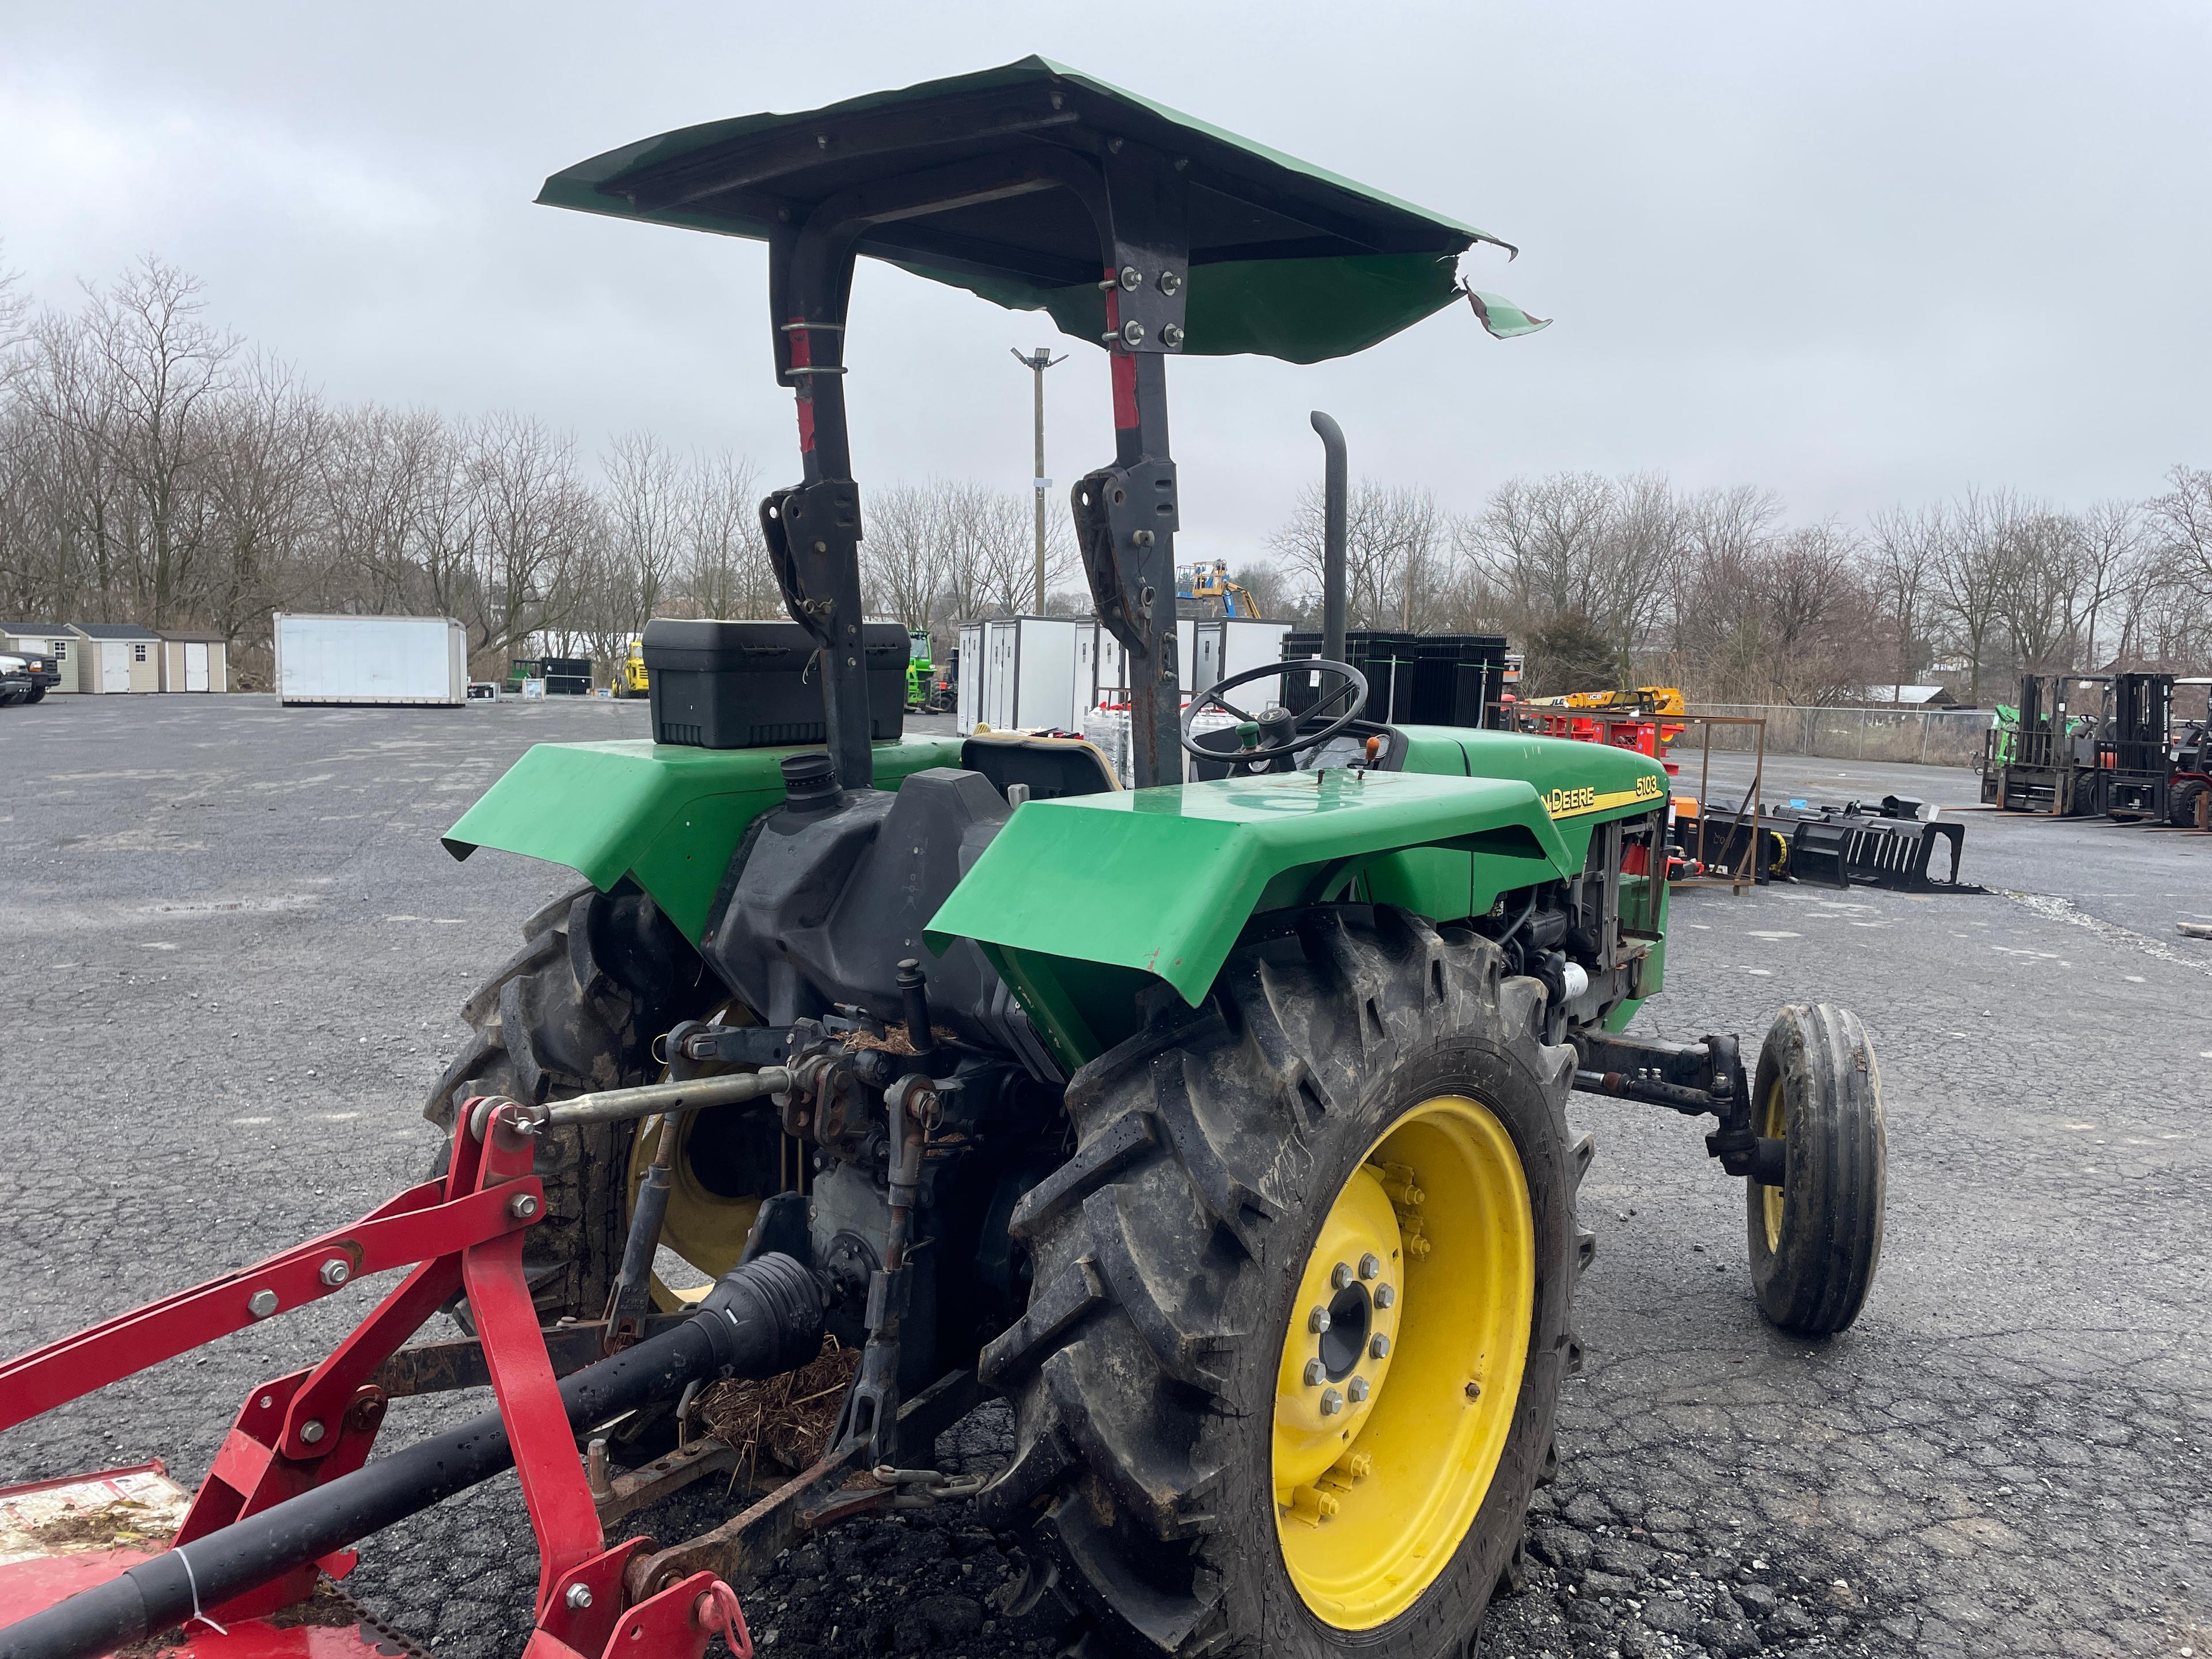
[4, 1, 2208, 568]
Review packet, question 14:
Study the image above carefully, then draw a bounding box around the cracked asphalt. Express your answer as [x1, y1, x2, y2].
[1, 695, 2205, 1659]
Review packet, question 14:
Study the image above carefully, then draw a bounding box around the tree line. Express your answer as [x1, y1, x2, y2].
[0, 256, 1066, 683]
[5, 254, 2207, 704]
[1263, 471, 2212, 704]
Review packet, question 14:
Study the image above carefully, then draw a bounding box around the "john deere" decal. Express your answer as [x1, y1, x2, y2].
[1543, 772, 1665, 820]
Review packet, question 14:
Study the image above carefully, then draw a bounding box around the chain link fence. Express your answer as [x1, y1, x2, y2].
[1688, 704, 1996, 768]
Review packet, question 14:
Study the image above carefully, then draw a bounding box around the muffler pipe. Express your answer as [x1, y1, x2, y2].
[1310, 411, 1348, 668]
[0, 1255, 825, 1659]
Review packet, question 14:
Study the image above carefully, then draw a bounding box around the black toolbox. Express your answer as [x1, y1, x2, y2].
[642, 619, 908, 749]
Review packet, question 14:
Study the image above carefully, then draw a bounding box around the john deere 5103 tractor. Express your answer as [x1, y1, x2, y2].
[433, 60, 1885, 1659]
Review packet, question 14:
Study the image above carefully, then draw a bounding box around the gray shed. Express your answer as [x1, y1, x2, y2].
[157, 631, 230, 693]
[69, 623, 162, 694]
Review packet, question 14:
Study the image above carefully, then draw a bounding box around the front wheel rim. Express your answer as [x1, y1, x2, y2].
[1272, 1093, 1535, 1630]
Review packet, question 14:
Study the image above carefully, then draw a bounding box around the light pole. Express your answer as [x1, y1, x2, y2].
[1011, 346, 1066, 611]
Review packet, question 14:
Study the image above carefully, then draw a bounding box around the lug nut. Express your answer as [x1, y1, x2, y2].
[319, 1259, 350, 1287]
[565, 1585, 594, 1611]
[1370, 1334, 1391, 1359]
[1303, 1358, 1326, 1387]
[1319, 1388, 1344, 1416]
[1308, 1305, 1332, 1334]
[1374, 1283, 1396, 1309]
[1347, 1376, 1371, 1404]
[508, 1192, 541, 1220]
[1330, 1261, 1354, 1290]
[1358, 1252, 1382, 1280]
[299, 1420, 325, 1445]
[247, 1289, 279, 1319]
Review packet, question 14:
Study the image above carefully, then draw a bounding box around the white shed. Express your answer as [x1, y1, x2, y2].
[157, 631, 230, 692]
[69, 623, 161, 694]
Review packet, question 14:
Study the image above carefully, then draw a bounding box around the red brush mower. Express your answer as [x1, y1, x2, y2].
[0, 1093, 828, 1659]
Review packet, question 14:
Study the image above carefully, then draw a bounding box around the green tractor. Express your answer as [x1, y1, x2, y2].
[905, 626, 937, 711]
[435, 60, 1885, 1658]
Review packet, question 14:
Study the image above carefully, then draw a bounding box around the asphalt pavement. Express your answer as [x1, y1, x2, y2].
[0, 695, 2204, 1659]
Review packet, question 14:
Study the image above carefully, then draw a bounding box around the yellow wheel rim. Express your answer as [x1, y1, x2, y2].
[1272, 1094, 1534, 1630]
[1760, 1077, 1786, 1253]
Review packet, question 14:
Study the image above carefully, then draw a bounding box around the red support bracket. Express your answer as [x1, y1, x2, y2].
[0, 1096, 762, 1659]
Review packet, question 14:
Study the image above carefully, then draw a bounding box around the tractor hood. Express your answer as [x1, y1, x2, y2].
[537, 56, 1547, 365]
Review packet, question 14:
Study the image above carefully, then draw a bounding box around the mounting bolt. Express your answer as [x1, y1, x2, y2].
[565, 1585, 594, 1612]
[509, 1192, 541, 1220]
[319, 1259, 350, 1288]
[1303, 1358, 1326, 1387]
[247, 1289, 279, 1319]
[1370, 1333, 1391, 1359]
[1464, 1380, 1482, 1401]
[1120, 319, 1146, 347]
[299, 1420, 325, 1445]
[1118, 264, 1142, 291]
[1358, 1252, 1382, 1281]
[1347, 1376, 1372, 1404]
[1374, 1283, 1396, 1309]
[1319, 1388, 1344, 1416]
[1307, 1305, 1332, 1334]
[1330, 1261, 1354, 1290]
[1158, 269, 1182, 294]
[1160, 323, 1184, 347]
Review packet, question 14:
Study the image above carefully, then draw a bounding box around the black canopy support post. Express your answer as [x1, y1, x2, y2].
[762, 220, 872, 787]
[1070, 140, 1189, 789]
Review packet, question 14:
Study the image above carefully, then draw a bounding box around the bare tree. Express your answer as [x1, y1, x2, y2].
[2148, 464, 2212, 600]
[680, 450, 771, 620]
[604, 430, 683, 638]
[2073, 497, 2144, 666]
[1272, 480, 1449, 629]
[85, 258, 238, 626]
[201, 354, 324, 656]
[1867, 503, 1940, 698]
[461, 412, 592, 658]
[1931, 491, 2013, 704]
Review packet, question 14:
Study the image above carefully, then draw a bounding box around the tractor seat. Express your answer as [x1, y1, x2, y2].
[960, 731, 1120, 801]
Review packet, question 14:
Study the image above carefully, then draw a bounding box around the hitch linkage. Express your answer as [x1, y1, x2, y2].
[1572, 1030, 1785, 1187]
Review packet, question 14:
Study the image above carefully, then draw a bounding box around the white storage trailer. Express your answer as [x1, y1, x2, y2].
[274, 614, 468, 707]
[957, 616, 1263, 734]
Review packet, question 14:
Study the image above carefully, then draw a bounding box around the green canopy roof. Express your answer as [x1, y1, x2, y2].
[537, 56, 1546, 365]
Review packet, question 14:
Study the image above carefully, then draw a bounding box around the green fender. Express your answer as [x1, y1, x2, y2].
[926, 730, 1669, 1070]
[440, 735, 966, 943]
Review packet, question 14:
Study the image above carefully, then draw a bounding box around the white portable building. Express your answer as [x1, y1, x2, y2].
[959, 616, 1082, 734]
[1190, 618, 1293, 695]
[69, 624, 161, 694]
[0, 624, 75, 692]
[274, 613, 468, 707]
[157, 632, 229, 692]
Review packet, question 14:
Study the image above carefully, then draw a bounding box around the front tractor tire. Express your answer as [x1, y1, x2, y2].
[1745, 1003, 1885, 1335]
[981, 906, 1589, 1659]
[425, 881, 720, 1320]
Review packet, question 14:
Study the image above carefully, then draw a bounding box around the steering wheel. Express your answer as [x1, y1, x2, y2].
[1179, 658, 1370, 771]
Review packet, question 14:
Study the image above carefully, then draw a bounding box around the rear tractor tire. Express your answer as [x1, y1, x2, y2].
[980, 906, 1590, 1659]
[424, 880, 721, 1320]
[1744, 1003, 1885, 1335]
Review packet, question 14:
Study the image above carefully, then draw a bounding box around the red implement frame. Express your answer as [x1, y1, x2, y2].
[0, 1099, 752, 1659]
